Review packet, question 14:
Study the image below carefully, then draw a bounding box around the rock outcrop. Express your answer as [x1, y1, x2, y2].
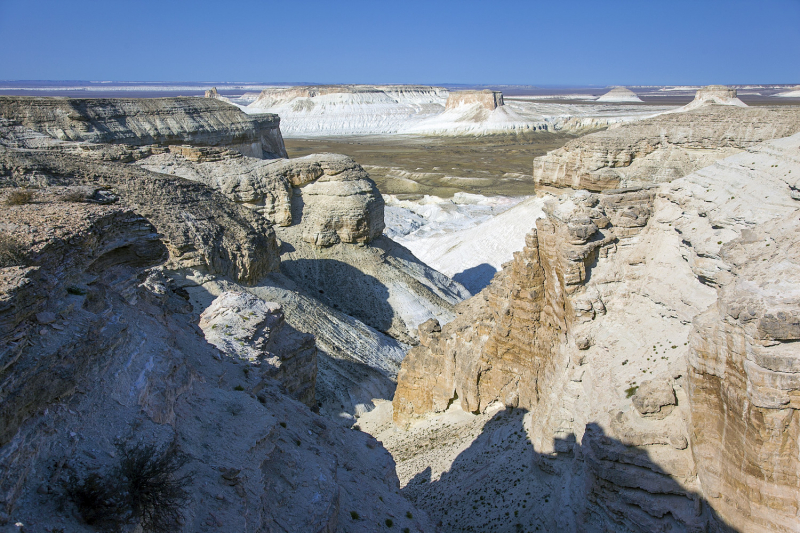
[0, 149, 280, 283]
[595, 86, 643, 103]
[199, 291, 317, 405]
[137, 152, 385, 245]
[533, 104, 800, 190]
[0, 96, 287, 159]
[393, 133, 800, 531]
[0, 158, 433, 533]
[444, 90, 505, 110]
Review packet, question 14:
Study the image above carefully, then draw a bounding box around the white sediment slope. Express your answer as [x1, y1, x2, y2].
[384, 193, 548, 293]
[596, 86, 643, 103]
[775, 85, 800, 97]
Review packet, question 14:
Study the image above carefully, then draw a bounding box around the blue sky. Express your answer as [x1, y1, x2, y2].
[0, 0, 797, 85]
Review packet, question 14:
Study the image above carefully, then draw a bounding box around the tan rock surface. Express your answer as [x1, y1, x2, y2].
[137, 152, 385, 244]
[444, 90, 504, 110]
[392, 133, 800, 531]
[533, 105, 800, 191]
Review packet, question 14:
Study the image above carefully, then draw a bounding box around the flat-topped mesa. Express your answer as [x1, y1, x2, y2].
[0, 96, 287, 159]
[251, 84, 448, 108]
[684, 84, 746, 109]
[444, 90, 504, 111]
[595, 86, 643, 103]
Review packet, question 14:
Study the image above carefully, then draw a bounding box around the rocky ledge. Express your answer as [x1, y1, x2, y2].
[444, 90, 505, 111]
[0, 96, 287, 159]
[533, 100, 800, 190]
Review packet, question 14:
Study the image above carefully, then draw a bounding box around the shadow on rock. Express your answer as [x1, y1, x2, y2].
[453, 263, 497, 294]
[402, 409, 738, 533]
[279, 258, 394, 333]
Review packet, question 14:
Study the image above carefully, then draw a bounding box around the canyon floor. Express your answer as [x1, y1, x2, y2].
[285, 132, 575, 198]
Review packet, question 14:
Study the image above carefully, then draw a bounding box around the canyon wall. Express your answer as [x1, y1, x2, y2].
[0, 96, 287, 158]
[395, 133, 800, 531]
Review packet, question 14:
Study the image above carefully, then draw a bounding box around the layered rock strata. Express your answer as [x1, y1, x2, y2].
[137, 152, 385, 245]
[0, 96, 287, 159]
[533, 105, 800, 190]
[393, 133, 800, 531]
[0, 149, 280, 283]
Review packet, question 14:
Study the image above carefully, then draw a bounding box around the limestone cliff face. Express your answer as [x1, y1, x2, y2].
[533, 105, 800, 191]
[394, 133, 800, 531]
[444, 90, 504, 111]
[0, 96, 287, 159]
[393, 188, 646, 425]
[687, 213, 800, 533]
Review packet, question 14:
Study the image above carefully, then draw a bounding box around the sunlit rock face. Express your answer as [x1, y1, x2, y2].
[394, 133, 800, 532]
[682, 84, 747, 109]
[444, 90, 505, 110]
[596, 86, 643, 103]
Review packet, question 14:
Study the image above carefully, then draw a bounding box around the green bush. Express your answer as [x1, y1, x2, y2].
[4, 189, 34, 205]
[0, 234, 25, 267]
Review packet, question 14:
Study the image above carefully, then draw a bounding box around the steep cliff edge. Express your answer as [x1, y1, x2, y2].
[137, 149, 469, 345]
[392, 133, 800, 531]
[0, 96, 287, 159]
[533, 101, 800, 191]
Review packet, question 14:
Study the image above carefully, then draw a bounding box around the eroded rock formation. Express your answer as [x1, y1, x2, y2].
[682, 84, 746, 110]
[533, 104, 800, 190]
[596, 86, 643, 103]
[137, 151, 385, 245]
[0, 96, 287, 158]
[394, 133, 800, 532]
[0, 138, 434, 531]
[199, 291, 317, 405]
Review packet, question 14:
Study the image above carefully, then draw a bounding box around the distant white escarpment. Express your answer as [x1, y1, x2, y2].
[241, 85, 679, 137]
[595, 86, 643, 103]
[773, 85, 800, 97]
[244, 85, 448, 136]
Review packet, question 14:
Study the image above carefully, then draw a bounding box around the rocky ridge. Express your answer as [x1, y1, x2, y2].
[0, 96, 287, 159]
[137, 151, 385, 245]
[0, 113, 437, 530]
[392, 133, 800, 532]
[533, 101, 800, 190]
